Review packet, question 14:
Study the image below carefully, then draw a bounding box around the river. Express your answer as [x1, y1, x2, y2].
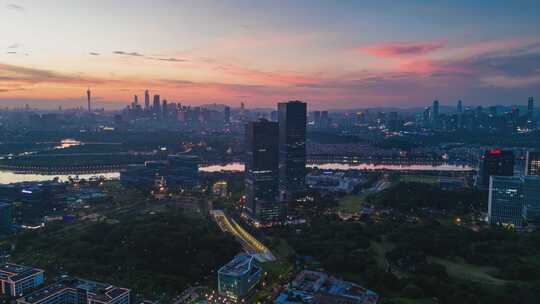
[0, 162, 472, 184]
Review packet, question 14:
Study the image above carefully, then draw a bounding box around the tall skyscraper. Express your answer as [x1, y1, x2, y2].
[528, 96, 534, 118]
[431, 100, 439, 125]
[278, 101, 307, 200]
[162, 99, 168, 118]
[245, 119, 280, 222]
[144, 90, 150, 110]
[523, 176, 540, 223]
[488, 176, 525, 229]
[86, 88, 91, 112]
[457, 100, 463, 114]
[525, 150, 540, 176]
[478, 149, 514, 188]
[224, 106, 231, 124]
[153, 94, 161, 118]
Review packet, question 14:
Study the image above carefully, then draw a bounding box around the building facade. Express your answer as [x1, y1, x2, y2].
[17, 277, 129, 304]
[278, 101, 307, 200]
[525, 150, 540, 176]
[0, 263, 44, 298]
[479, 149, 514, 188]
[488, 176, 525, 229]
[245, 119, 280, 222]
[218, 254, 262, 300]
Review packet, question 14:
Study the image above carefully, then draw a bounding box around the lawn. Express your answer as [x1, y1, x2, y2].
[398, 175, 439, 185]
[338, 194, 367, 213]
[428, 257, 507, 285]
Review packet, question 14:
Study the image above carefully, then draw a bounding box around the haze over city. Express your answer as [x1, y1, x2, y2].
[1, 0, 540, 109]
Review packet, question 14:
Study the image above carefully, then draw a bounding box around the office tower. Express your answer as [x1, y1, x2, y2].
[224, 106, 231, 123]
[478, 149, 514, 188]
[313, 111, 321, 127]
[488, 176, 525, 229]
[0, 263, 44, 297]
[218, 254, 262, 300]
[278, 101, 307, 200]
[166, 155, 199, 187]
[525, 150, 540, 176]
[162, 99, 168, 118]
[153, 95, 161, 118]
[0, 202, 12, 233]
[523, 176, 540, 223]
[245, 119, 280, 222]
[457, 100, 463, 114]
[16, 277, 130, 304]
[320, 111, 329, 128]
[423, 107, 431, 124]
[528, 96, 534, 118]
[431, 100, 439, 125]
[240, 102, 245, 111]
[86, 89, 91, 112]
[144, 90, 150, 110]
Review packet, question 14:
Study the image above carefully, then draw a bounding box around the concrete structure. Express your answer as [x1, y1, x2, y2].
[488, 176, 525, 229]
[217, 254, 261, 300]
[17, 277, 129, 304]
[0, 263, 44, 297]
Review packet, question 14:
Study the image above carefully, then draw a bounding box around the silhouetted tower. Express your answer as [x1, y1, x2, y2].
[144, 90, 150, 110]
[86, 88, 91, 112]
[528, 97, 534, 118]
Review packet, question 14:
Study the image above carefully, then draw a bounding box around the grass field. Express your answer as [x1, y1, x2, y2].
[338, 194, 367, 213]
[398, 175, 439, 184]
[428, 257, 507, 285]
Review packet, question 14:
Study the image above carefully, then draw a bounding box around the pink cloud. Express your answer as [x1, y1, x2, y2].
[361, 41, 446, 58]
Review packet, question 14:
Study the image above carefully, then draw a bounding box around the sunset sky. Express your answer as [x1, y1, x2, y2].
[1, 0, 540, 109]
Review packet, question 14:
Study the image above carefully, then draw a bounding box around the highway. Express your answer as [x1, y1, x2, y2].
[211, 210, 275, 262]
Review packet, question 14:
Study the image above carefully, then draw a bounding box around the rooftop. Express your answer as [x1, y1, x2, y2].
[20, 277, 129, 304]
[0, 263, 43, 282]
[218, 254, 257, 277]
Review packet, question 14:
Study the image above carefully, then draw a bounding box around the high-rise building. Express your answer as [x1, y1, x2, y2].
[478, 149, 514, 188]
[0, 202, 12, 233]
[320, 111, 329, 128]
[86, 89, 91, 112]
[162, 99, 168, 118]
[278, 101, 307, 200]
[245, 120, 279, 222]
[523, 176, 540, 223]
[0, 263, 44, 297]
[457, 100, 463, 114]
[488, 176, 524, 229]
[218, 254, 262, 300]
[528, 96, 534, 118]
[525, 150, 540, 176]
[224, 106, 231, 124]
[153, 95, 161, 118]
[431, 100, 439, 126]
[144, 90, 150, 110]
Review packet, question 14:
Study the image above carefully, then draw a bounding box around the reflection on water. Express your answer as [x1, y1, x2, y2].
[0, 171, 119, 184]
[198, 162, 473, 173]
[0, 162, 472, 184]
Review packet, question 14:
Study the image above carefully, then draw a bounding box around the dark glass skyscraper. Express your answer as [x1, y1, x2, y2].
[245, 119, 280, 222]
[479, 149, 514, 188]
[278, 101, 307, 200]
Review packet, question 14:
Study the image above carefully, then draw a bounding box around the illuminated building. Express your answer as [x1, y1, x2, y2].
[278, 101, 307, 200]
[478, 149, 514, 188]
[525, 150, 540, 176]
[488, 176, 524, 229]
[217, 254, 261, 300]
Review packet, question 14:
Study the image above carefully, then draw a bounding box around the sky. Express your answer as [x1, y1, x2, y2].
[1, 0, 540, 109]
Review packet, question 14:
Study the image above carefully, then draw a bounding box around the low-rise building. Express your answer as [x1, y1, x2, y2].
[16, 277, 130, 304]
[218, 254, 262, 300]
[0, 263, 44, 297]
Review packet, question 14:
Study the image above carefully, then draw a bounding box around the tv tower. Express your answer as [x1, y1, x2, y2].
[86, 88, 91, 112]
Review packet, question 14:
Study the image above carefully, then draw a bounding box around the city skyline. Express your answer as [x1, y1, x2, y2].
[1, 0, 540, 109]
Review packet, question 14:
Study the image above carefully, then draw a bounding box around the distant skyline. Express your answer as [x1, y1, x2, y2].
[1, 0, 539, 109]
